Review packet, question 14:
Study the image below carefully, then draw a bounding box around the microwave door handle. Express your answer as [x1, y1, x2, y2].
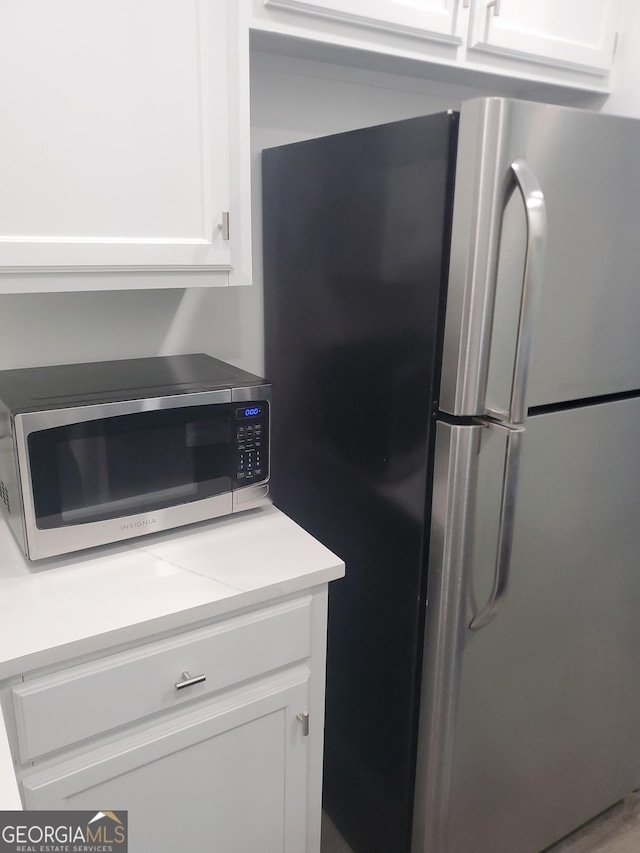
[507, 159, 547, 426]
[469, 422, 524, 631]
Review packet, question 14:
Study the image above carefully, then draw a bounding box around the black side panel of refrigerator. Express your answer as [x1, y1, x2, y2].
[263, 112, 458, 853]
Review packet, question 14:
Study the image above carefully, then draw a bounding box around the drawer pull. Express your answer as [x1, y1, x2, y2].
[175, 671, 207, 691]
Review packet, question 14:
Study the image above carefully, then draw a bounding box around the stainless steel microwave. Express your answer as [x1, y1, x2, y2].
[0, 354, 271, 560]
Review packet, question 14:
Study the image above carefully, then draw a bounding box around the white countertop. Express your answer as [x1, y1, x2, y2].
[0, 506, 344, 808]
[0, 505, 344, 680]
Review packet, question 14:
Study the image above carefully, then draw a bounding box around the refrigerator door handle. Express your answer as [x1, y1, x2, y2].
[469, 421, 524, 630]
[504, 159, 547, 426]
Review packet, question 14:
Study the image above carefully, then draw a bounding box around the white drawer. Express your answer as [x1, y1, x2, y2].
[13, 596, 312, 762]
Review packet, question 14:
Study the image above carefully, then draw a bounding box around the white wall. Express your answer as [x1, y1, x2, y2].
[0, 287, 256, 371]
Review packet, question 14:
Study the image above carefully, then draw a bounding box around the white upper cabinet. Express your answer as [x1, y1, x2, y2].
[0, 0, 251, 283]
[467, 0, 622, 76]
[251, 0, 623, 91]
[263, 0, 464, 44]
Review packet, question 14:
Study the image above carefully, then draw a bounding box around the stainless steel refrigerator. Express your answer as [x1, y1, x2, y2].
[262, 98, 640, 853]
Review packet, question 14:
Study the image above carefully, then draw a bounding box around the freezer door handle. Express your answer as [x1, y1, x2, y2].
[469, 422, 524, 630]
[503, 159, 547, 426]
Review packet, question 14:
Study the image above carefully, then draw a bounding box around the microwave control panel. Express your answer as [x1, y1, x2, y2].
[234, 402, 269, 486]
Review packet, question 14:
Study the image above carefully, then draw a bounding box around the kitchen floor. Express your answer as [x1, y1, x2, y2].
[320, 792, 640, 853]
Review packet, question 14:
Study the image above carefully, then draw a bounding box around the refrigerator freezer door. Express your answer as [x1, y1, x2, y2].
[441, 97, 640, 415]
[415, 398, 640, 853]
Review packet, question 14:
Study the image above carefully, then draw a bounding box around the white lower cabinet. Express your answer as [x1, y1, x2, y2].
[22, 671, 310, 852]
[7, 591, 328, 852]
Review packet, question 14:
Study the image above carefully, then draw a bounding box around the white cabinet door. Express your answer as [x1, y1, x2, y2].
[21, 670, 311, 853]
[0, 0, 250, 279]
[467, 0, 621, 75]
[263, 0, 464, 43]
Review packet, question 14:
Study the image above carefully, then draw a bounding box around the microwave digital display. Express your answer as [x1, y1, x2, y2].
[237, 405, 264, 419]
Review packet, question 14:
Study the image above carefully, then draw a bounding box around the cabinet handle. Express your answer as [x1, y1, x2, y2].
[175, 670, 207, 690]
[462, 0, 470, 7]
[218, 211, 230, 241]
[296, 711, 310, 736]
[487, 0, 501, 14]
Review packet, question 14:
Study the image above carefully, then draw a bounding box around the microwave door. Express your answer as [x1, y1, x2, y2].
[13, 391, 241, 560]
